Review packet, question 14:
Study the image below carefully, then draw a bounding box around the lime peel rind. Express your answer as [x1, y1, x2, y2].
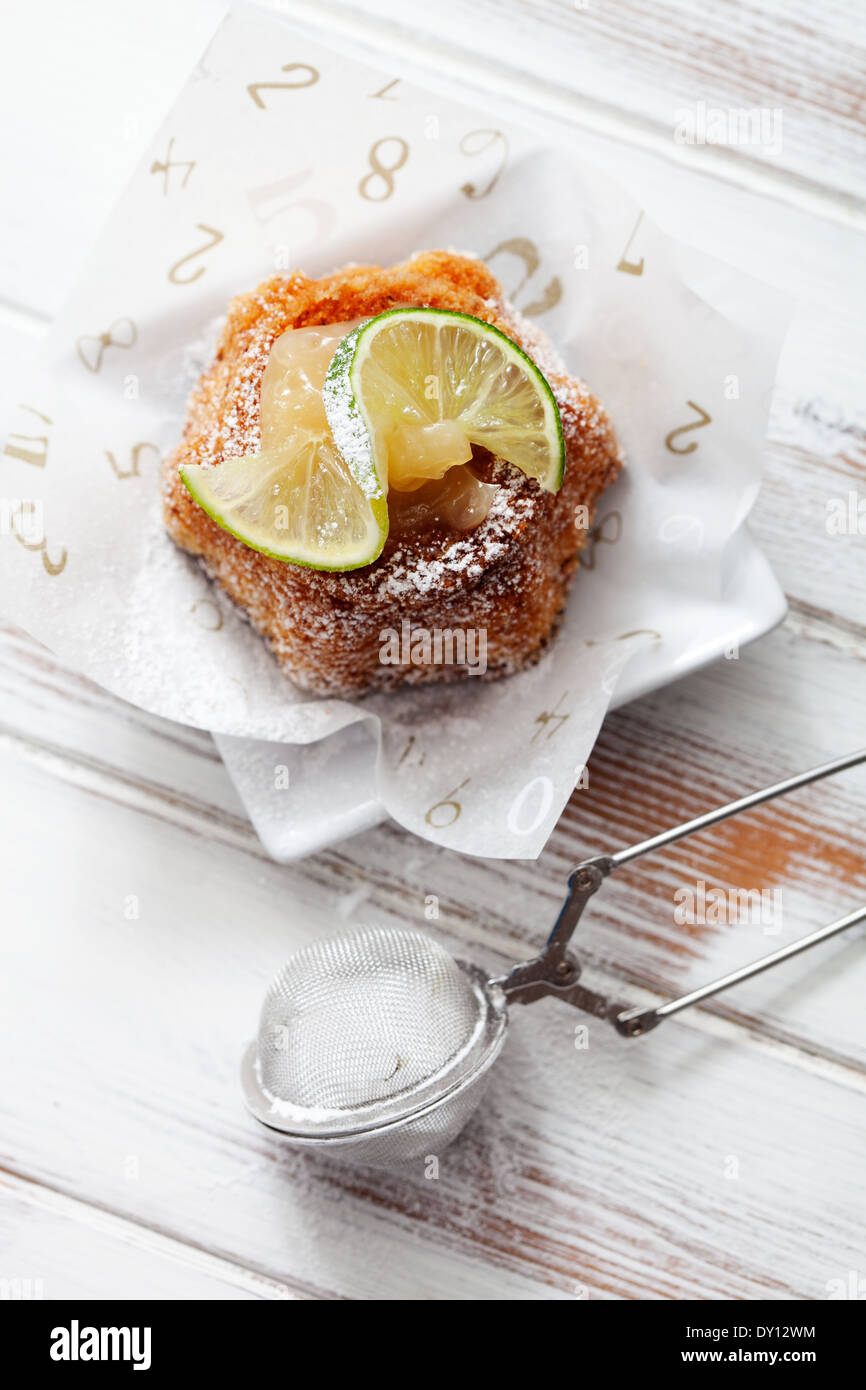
[322, 306, 566, 497]
[179, 306, 565, 572]
[320, 324, 385, 499]
[179, 450, 387, 572]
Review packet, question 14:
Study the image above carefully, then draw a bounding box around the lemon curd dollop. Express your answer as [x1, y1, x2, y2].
[261, 320, 498, 534]
[180, 307, 563, 571]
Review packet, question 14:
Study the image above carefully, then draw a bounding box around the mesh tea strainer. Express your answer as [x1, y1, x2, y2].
[242, 749, 866, 1167]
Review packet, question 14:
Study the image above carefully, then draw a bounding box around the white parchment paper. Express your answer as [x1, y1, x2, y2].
[0, 4, 790, 858]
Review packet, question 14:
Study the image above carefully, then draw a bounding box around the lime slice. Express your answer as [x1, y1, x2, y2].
[180, 321, 388, 571]
[322, 307, 565, 497]
[180, 436, 387, 570]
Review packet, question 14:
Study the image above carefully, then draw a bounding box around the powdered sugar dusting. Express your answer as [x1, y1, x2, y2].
[376, 486, 534, 599]
[162, 252, 622, 695]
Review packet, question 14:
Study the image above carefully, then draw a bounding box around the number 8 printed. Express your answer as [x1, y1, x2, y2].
[359, 137, 409, 202]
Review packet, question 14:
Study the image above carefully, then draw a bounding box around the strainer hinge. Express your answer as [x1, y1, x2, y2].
[495, 748, 866, 1037]
[493, 855, 618, 1009]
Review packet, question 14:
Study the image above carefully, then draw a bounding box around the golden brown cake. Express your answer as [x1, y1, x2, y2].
[162, 251, 622, 695]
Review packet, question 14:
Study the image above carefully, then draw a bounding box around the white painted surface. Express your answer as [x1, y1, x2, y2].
[0, 0, 864, 1299]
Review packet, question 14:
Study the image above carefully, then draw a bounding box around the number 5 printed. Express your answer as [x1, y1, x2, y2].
[665, 401, 712, 455]
[10, 505, 67, 577]
[168, 224, 224, 285]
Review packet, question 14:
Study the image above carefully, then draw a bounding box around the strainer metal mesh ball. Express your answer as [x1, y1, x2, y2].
[241, 926, 508, 1166]
[241, 752, 866, 1169]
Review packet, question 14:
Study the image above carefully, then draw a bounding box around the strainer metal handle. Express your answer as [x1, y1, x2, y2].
[495, 748, 866, 1036]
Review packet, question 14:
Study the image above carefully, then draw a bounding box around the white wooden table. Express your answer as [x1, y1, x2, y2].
[1, 0, 865, 1301]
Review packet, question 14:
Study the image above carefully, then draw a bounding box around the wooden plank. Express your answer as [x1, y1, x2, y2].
[755, 438, 866, 633]
[2, 0, 864, 1302]
[0, 610, 864, 1071]
[0, 42, 861, 1077]
[4, 0, 866, 323]
[280, 0, 866, 207]
[0, 1173, 303, 1300]
[551, 631, 866, 1068]
[1, 742, 864, 1299]
[0, 619, 242, 831]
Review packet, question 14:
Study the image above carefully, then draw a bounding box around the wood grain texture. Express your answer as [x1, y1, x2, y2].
[1, 0, 865, 1301]
[0, 1173, 303, 1300]
[279, 0, 866, 206]
[1, 613, 863, 1062]
[1, 733, 864, 1300]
